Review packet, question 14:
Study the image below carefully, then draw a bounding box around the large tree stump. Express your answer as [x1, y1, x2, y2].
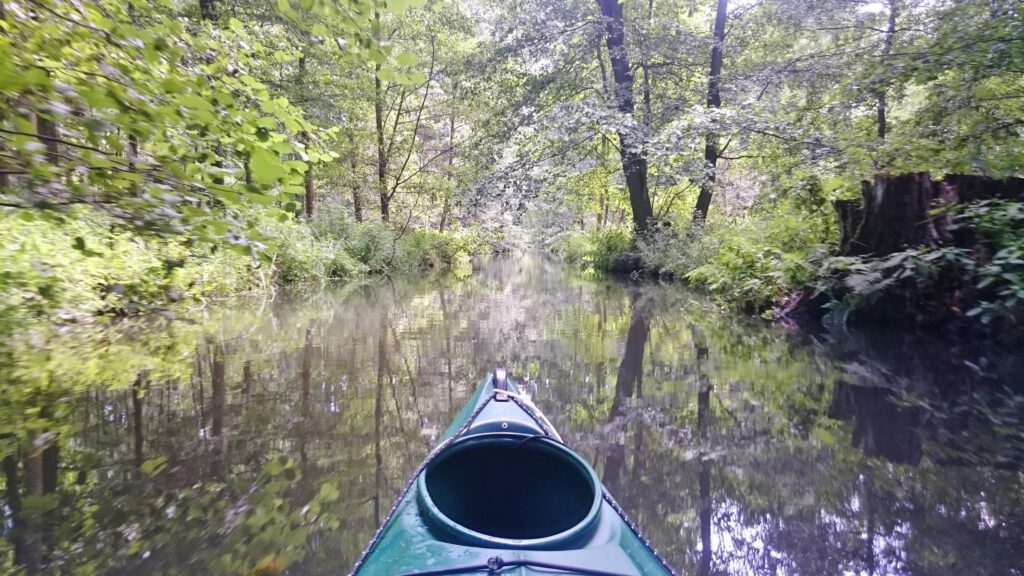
[836, 173, 1024, 257]
[843, 173, 935, 256]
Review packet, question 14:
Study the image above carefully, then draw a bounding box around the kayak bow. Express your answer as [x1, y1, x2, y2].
[350, 370, 676, 576]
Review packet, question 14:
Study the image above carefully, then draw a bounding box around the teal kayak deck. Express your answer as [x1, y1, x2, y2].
[351, 374, 676, 576]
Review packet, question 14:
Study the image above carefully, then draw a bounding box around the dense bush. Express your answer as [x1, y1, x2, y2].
[550, 228, 633, 272]
[0, 201, 490, 325]
[311, 203, 486, 274]
[687, 204, 836, 310]
[552, 202, 836, 311]
[0, 208, 257, 323]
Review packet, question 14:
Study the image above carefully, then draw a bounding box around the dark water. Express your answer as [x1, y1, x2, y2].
[2, 256, 1023, 575]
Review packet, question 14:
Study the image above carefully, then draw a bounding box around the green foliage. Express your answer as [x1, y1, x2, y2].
[311, 202, 486, 275]
[636, 225, 715, 280]
[0, 0, 343, 244]
[818, 200, 1024, 325]
[551, 228, 632, 272]
[960, 201, 1024, 322]
[686, 205, 835, 310]
[0, 207, 257, 326]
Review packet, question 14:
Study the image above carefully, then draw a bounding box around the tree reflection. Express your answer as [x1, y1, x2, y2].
[1, 256, 1021, 575]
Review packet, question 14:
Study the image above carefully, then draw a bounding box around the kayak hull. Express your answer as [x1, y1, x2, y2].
[351, 374, 675, 576]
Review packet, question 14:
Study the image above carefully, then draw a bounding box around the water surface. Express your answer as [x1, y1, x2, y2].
[2, 256, 1022, 575]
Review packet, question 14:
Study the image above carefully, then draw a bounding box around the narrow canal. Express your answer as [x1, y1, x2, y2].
[3, 256, 1022, 575]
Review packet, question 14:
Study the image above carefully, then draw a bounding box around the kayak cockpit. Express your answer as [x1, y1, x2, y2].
[350, 372, 676, 576]
[418, 432, 602, 548]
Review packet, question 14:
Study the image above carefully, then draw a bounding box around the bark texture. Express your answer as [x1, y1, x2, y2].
[596, 0, 654, 235]
[837, 173, 1024, 257]
[692, 0, 728, 223]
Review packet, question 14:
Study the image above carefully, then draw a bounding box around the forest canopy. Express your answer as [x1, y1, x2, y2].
[0, 0, 1022, 324]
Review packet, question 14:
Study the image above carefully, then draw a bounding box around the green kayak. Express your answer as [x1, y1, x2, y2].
[350, 370, 676, 576]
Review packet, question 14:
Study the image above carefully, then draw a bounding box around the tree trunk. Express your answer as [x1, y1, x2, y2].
[692, 0, 728, 223]
[693, 325, 713, 576]
[350, 134, 363, 222]
[239, 150, 251, 188]
[837, 173, 1024, 257]
[596, 0, 654, 235]
[876, 0, 899, 143]
[3, 454, 28, 567]
[211, 347, 225, 439]
[639, 0, 655, 131]
[131, 372, 145, 467]
[373, 311, 387, 525]
[439, 93, 457, 233]
[36, 115, 60, 166]
[373, 17, 390, 222]
[304, 160, 315, 218]
[610, 294, 650, 419]
[23, 432, 43, 572]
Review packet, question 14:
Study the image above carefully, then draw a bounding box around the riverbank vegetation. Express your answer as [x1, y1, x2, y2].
[530, 0, 1024, 329]
[2, 0, 1023, 330]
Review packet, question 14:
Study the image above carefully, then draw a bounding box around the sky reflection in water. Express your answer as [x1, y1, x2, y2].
[3, 256, 1022, 575]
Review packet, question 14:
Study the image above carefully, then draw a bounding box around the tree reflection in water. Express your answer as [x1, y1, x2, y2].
[0, 256, 1021, 575]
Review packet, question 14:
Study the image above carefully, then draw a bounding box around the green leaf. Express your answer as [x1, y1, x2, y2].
[276, 0, 297, 18]
[250, 148, 288, 185]
[395, 52, 418, 66]
[140, 456, 168, 477]
[317, 482, 340, 503]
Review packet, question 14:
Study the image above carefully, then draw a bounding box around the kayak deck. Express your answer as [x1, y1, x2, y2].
[351, 373, 675, 575]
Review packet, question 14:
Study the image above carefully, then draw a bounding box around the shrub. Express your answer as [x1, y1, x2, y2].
[0, 207, 257, 322]
[636, 224, 714, 279]
[550, 228, 632, 272]
[687, 203, 836, 310]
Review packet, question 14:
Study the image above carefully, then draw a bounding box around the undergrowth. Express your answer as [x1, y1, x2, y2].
[0, 202, 488, 325]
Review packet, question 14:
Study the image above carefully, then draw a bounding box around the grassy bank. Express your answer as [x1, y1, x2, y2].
[551, 196, 1024, 328]
[552, 197, 837, 315]
[0, 205, 488, 328]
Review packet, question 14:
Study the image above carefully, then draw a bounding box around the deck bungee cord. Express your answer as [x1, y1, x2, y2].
[398, 555, 635, 576]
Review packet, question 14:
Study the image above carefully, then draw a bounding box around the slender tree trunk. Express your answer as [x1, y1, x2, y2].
[131, 373, 145, 468]
[373, 311, 388, 525]
[199, 0, 216, 21]
[596, 0, 654, 236]
[41, 444, 58, 497]
[241, 360, 253, 402]
[640, 0, 655, 131]
[3, 453, 28, 567]
[693, 324, 712, 576]
[211, 348, 225, 439]
[692, 0, 728, 223]
[299, 324, 313, 467]
[439, 90, 457, 233]
[23, 432, 43, 573]
[304, 158, 316, 218]
[36, 116, 59, 166]
[596, 34, 611, 229]
[127, 133, 140, 194]
[350, 133, 363, 222]
[875, 1, 898, 147]
[374, 15, 390, 222]
[610, 294, 650, 419]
